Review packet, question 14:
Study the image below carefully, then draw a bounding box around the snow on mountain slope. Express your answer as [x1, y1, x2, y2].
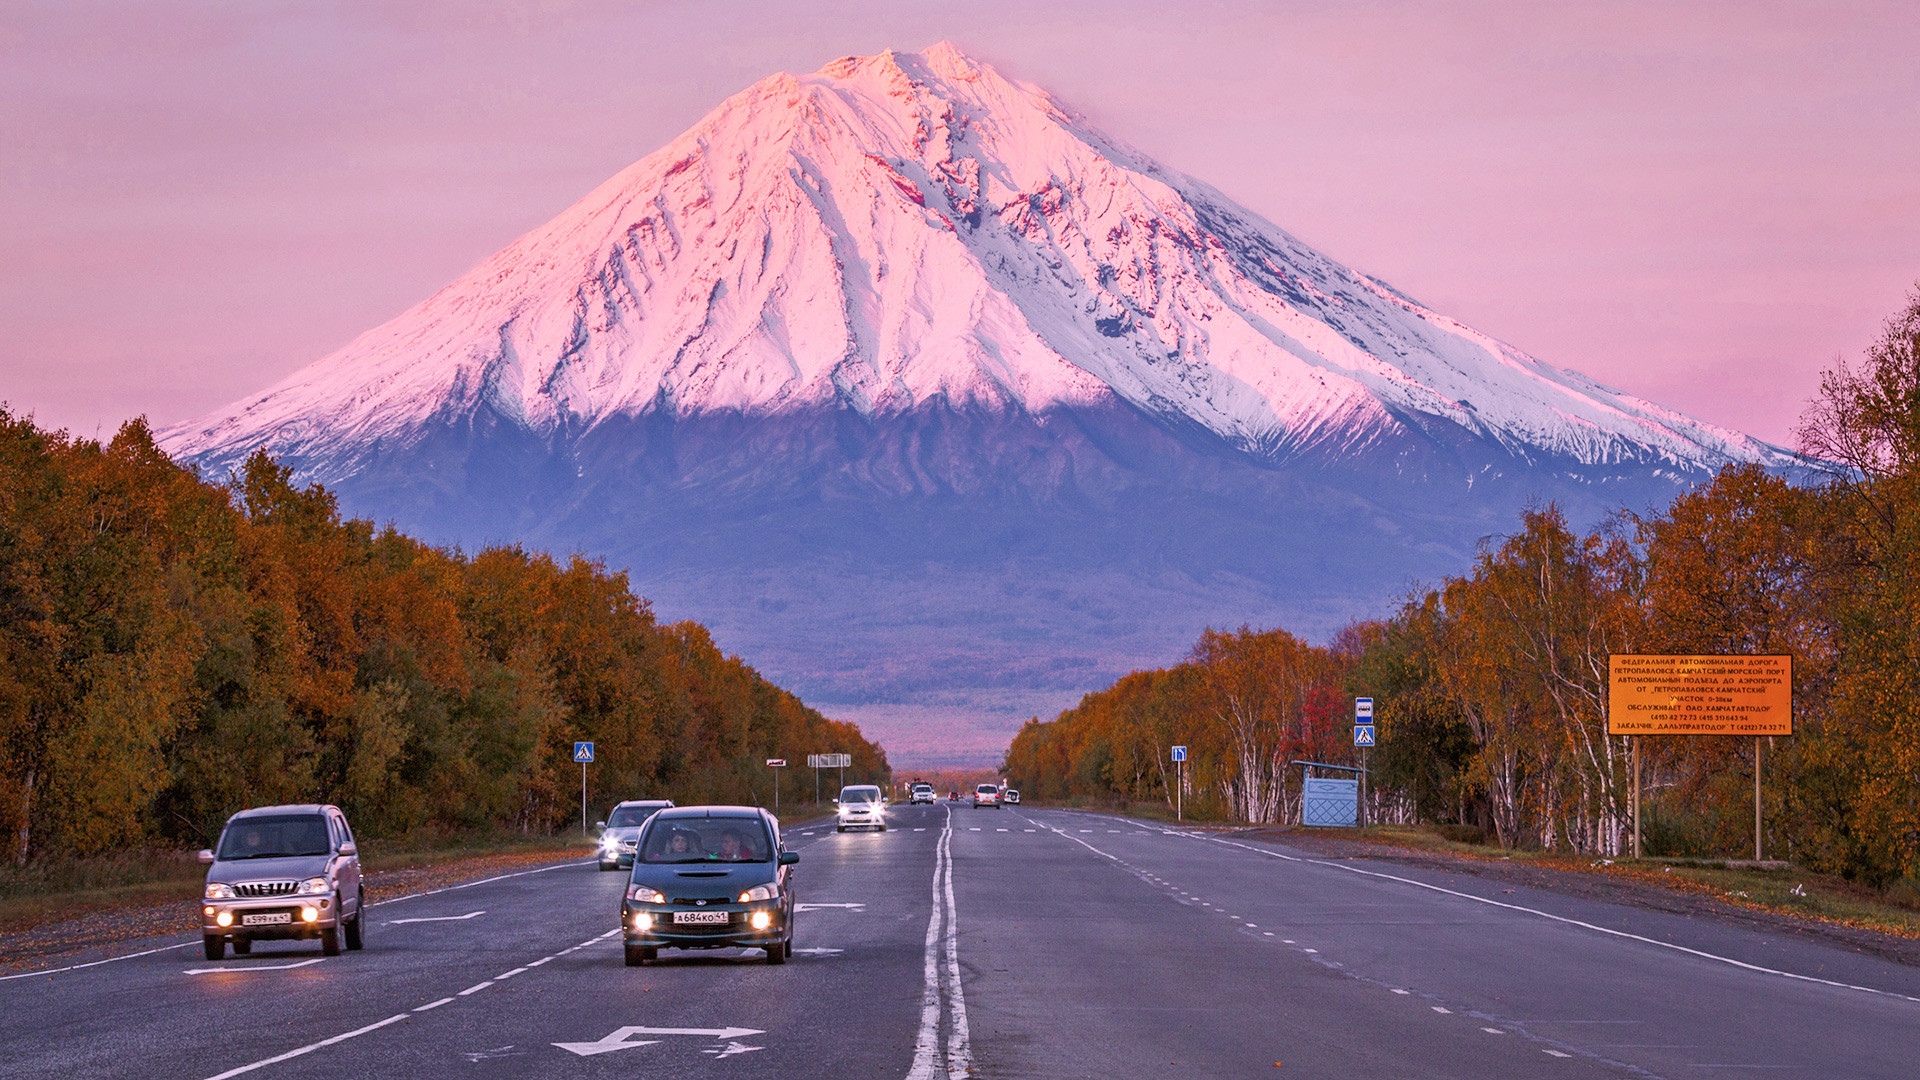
[161, 42, 1790, 481]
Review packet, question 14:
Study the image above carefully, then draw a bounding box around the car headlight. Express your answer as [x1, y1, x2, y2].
[205, 883, 234, 899]
[627, 885, 666, 904]
[296, 876, 330, 895]
[737, 883, 777, 903]
[600, 835, 620, 851]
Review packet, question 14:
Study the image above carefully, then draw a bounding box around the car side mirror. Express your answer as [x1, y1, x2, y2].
[831, 798, 839, 805]
[779, 851, 799, 865]
[595, 821, 606, 831]
[337, 842, 356, 857]
[197, 849, 215, 865]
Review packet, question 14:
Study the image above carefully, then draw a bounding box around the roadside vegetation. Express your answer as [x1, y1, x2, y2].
[0, 418, 889, 895]
[1008, 289, 1920, 903]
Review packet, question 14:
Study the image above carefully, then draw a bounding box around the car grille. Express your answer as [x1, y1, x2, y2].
[234, 880, 298, 898]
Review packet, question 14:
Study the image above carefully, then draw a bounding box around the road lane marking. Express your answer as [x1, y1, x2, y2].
[1391, 989, 1410, 995]
[495, 967, 528, 979]
[793, 947, 844, 956]
[368, 860, 593, 909]
[795, 902, 866, 912]
[389, 909, 485, 925]
[201, 1012, 410, 1080]
[185, 958, 325, 975]
[1197, 831, 1920, 1005]
[458, 981, 493, 996]
[1482, 1028, 1506, 1035]
[554, 1026, 765, 1057]
[906, 806, 972, 1080]
[1545, 1050, 1573, 1058]
[413, 998, 454, 1012]
[0, 939, 194, 982]
[1433, 1007, 1452, 1013]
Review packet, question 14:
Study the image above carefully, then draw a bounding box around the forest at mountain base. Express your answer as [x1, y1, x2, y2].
[1006, 289, 1920, 888]
[0, 419, 886, 864]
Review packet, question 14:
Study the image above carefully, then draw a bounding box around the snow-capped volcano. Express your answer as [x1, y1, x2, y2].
[162, 42, 1786, 482]
[160, 44, 1796, 764]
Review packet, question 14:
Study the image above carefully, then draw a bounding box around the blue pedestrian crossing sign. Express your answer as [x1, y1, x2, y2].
[1171, 745, 1188, 762]
[1353, 726, 1376, 747]
[573, 741, 595, 763]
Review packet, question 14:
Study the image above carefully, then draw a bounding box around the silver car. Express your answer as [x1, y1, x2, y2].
[199, 804, 364, 960]
[598, 799, 675, 870]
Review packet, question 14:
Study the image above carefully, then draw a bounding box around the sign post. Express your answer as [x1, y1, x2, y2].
[767, 759, 787, 811]
[1608, 655, 1792, 861]
[1354, 699, 1374, 828]
[808, 754, 852, 807]
[573, 741, 595, 835]
[1171, 745, 1187, 822]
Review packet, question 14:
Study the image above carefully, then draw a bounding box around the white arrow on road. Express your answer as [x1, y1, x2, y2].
[184, 958, 325, 975]
[553, 1027, 766, 1057]
[389, 909, 485, 925]
[703, 1041, 764, 1058]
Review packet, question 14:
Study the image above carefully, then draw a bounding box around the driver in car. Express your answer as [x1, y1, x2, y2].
[715, 830, 750, 860]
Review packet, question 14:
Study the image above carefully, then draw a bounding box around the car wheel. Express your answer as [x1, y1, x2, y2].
[836, 825, 845, 833]
[600, 860, 616, 871]
[232, 938, 252, 955]
[203, 935, 224, 961]
[765, 943, 785, 965]
[344, 892, 364, 950]
[783, 937, 793, 958]
[321, 926, 340, 956]
[624, 944, 649, 967]
[879, 824, 887, 832]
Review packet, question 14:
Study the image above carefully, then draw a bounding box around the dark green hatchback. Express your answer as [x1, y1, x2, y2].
[621, 805, 798, 966]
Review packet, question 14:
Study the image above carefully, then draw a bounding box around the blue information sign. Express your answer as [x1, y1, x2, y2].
[1353, 726, 1375, 747]
[573, 741, 595, 763]
[1170, 745, 1187, 762]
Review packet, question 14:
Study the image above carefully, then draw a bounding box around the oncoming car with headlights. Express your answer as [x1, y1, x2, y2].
[199, 804, 364, 960]
[598, 799, 674, 870]
[835, 784, 886, 831]
[621, 806, 798, 966]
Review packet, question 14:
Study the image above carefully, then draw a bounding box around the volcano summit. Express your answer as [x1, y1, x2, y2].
[163, 44, 1789, 764]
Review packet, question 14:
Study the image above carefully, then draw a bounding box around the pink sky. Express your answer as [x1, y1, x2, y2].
[2, 0, 1915, 447]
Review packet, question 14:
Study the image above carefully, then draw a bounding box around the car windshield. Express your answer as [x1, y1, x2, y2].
[977, 785, 997, 793]
[841, 788, 879, 803]
[640, 819, 771, 863]
[216, 815, 331, 859]
[607, 805, 658, 827]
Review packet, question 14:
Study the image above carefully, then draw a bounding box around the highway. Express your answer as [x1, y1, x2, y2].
[5, 802, 1919, 1078]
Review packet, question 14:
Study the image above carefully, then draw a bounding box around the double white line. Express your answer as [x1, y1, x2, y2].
[907, 809, 971, 1079]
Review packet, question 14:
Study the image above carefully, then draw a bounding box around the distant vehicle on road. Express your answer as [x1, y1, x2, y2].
[198, 804, 364, 961]
[836, 785, 887, 832]
[598, 799, 675, 870]
[949, 790, 959, 801]
[910, 782, 936, 804]
[1003, 789, 1021, 805]
[621, 806, 798, 966]
[972, 784, 1000, 808]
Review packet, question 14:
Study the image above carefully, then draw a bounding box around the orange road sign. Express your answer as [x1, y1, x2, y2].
[1608, 655, 1792, 736]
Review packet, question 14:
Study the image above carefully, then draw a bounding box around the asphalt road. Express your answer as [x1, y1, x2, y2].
[5, 803, 1920, 1078]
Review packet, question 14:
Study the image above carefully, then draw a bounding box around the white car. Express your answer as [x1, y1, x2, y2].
[836, 785, 887, 832]
[910, 783, 936, 804]
[972, 784, 1000, 808]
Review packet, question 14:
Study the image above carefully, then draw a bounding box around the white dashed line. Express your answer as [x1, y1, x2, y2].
[458, 981, 493, 996]
[1391, 989, 1410, 995]
[1545, 1050, 1572, 1058]
[495, 967, 527, 979]
[413, 998, 453, 1012]
[1432, 1006, 1451, 1014]
[201, 1013, 410, 1080]
[1481, 1028, 1506, 1035]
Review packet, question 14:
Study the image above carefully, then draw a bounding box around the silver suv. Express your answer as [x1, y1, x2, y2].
[598, 799, 675, 870]
[199, 804, 364, 960]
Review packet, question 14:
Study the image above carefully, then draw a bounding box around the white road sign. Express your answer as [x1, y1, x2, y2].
[1355, 698, 1374, 720]
[807, 753, 852, 768]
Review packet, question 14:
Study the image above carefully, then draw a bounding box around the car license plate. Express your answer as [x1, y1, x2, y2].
[241, 912, 292, 926]
[672, 911, 729, 925]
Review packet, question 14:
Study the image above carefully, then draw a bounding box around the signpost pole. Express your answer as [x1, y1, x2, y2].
[1755, 736, 1763, 861]
[1632, 736, 1641, 860]
[581, 761, 588, 837]
[1178, 758, 1183, 823]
